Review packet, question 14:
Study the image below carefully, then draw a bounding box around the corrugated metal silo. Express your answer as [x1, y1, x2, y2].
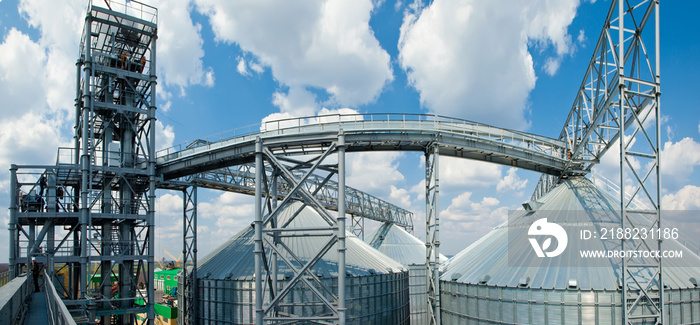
[184, 201, 410, 324]
[366, 222, 448, 324]
[440, 177, 700, 324]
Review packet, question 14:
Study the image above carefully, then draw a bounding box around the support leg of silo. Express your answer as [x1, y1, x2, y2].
[425, 143, 440, 325]
[183, 185, 198, 325]
[337, 130, 347, 325]
[254, 137, 264, 325]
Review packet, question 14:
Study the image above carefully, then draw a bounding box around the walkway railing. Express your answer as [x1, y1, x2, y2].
[156, 113, 566, 164]
[0, 271, 10, 287]
[44, 271, 76, 325]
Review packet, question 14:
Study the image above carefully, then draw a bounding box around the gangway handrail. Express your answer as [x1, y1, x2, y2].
[155, 113, 568, 184]
[45, 270, 77, 325]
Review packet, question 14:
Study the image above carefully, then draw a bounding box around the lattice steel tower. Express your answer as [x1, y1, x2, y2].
[77, 1, 158, 323]
[9, 1, 158, 324]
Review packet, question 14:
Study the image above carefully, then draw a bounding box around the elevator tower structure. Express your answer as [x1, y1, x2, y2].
[9, 1, 158, 323]
[75, 1, 158, 323]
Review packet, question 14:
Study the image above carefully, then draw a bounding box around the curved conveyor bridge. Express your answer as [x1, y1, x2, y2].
[156, 113, 568, 179]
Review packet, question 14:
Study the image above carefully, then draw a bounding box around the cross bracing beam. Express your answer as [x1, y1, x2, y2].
[154, 114, 568, 181]
[160, 163, 414, 232]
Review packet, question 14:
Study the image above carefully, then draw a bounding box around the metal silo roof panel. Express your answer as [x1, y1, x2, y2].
[441, 177, 700, 290]
[197, 201, 406, 280]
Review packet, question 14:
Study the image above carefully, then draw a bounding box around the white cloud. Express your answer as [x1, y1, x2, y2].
[662, 185, 700, 210]
[198, 191, 254, 241]
[236, 56, 249, 76]
[659, 137, 700, 190]
[195, 0, 393, 110]
[389, 185, 413, 209]
[0, 112, 68, 168]
[0, 28, 48, 119]
[272, 86, 319, 117]
[577, 29, 586, 45]
[544, 56, 562, 76]
[440, 157, 502, 189]
[154, 192, 186, 260]
[237, 57, 264, 77]
[260, 107, 363, 132]
[398, 0, 580, 129]
[439, 191, 510, 252]
[156, 121, 176, 152]
[496, 167, 528, 193]
[18, 0, 84, 118]
[150, 0, 214, 92]
[347, 151, 406, 196]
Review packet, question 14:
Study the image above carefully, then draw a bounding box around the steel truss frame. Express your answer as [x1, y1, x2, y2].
[253, 133, 347, 325]
[166, 161, 413, 237]
[532, 0, 662, 323]
[425, 143, 440, 325]
[181, 185, 197, 325]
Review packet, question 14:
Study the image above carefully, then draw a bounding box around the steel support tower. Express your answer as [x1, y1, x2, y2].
[532, 0, 662, 323]
[9, 1, 158, 323]
[252, 132, 348, 324]
[181, 185, 198, 325]
[425, 143, 440, 325]
[78, 2, 158, 323]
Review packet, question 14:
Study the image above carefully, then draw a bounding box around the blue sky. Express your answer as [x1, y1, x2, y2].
[1, 0, 699, 262]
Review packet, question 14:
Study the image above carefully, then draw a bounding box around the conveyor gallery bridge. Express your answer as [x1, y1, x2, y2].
[156, 113, 569, 179]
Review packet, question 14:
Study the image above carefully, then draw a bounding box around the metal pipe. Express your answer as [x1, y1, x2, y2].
[147, 29, 158, 325]
[79, 22, 92, 301]
[337, 131, 346, 325]
[254, 137, 264, 325]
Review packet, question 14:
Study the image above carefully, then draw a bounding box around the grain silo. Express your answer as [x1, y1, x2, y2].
[440, 177, 700, 324]
[366, 222, 448, 324]
[184, 201, 410, 324]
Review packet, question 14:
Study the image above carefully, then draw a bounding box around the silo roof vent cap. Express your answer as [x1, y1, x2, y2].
[519, 276, 530, 287]
[568, 279, 578, 289]
[479, 275, 490, 284]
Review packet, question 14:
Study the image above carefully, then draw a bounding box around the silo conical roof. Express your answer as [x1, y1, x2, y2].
[197, 201, 406, 280]
[366, 222, 448, 266]
[441, 177, 700, 290]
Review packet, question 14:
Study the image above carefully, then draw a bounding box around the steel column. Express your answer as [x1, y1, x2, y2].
[425, 143, 440, 325]
[254, 137, 264, 325]
[614, 0, 663, 323]
[337, 131, 347, 325]
[182, 185, 197, 325]
[9, 165, 18, 278]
